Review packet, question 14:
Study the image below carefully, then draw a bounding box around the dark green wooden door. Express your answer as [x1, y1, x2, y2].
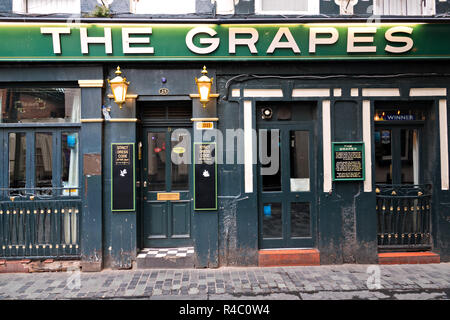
[142, 127, 192, 248]
[258, 123, 316, 249]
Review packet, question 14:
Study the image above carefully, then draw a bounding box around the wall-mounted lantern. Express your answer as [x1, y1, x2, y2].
[190, 66, 219, 108]
[108, 66, 130, 109]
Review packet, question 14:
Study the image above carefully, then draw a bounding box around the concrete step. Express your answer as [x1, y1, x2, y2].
[136, 247, 195, 269]
[378, 251, 440, 265]
[258, 249, 320, 267]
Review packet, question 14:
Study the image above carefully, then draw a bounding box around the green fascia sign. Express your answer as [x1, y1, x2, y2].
[0, 22, 449, 61]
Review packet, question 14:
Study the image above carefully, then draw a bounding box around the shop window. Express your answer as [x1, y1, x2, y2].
[373, 0, 435, 15]
[0, 88, 80, 124]
[130, 0, 195, 14]
[35, 132, 53, 193]
[7, 130, 79, 196]
[147, 132, 166, 191]
[290, 131, 310, 192]
[62, 132, 79, 196]
[13, 0, 81, 14]
[8, 132, 26, 190]
[255, 0, 319, 15]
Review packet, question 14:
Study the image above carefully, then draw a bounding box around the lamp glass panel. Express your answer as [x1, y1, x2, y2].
[198, 83, 211, 102]
[111, 84, 125, 103]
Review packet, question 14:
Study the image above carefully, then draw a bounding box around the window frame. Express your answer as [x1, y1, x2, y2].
[373, 0, 436, 16]
[255, 0, 320, 15]
[0, 84, 82, 200]
[3, 127, 82, 199]
[12, 0, 81, 14]
[130, 0, 196, 15]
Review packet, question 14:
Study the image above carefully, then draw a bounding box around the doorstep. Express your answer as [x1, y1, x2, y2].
[378, 251, 440, 265]
[136, 247, 195, 269]
[258, 249, 320, 267]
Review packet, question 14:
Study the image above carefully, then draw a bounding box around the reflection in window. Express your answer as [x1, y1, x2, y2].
[401, 129, 419, 184]
[256, 0, 319, 14]
[262, 202, 282, 239]
[262, 129, 281, 192]
[291, 202, 311, 237]
[63, 207, 78, 245]
[375, 129, 392, 184]
[62, 132, 79, 196]
[171, 131, 189, 191]
[148, 132, 166, 191]
[131, 0, 195, 14]
[290, 131, 310, 192]
[373, 0, 435, 16]
[35, 133, 53, 194]
[13, 0, 81, 14]
[0, 88, 80, 123]
[8, 132, 26, 192]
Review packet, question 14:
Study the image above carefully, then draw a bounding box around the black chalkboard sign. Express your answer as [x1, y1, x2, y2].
[194, 142, 217, 210]
[332, 142, 365, 181]
[111, 143, 135, 211]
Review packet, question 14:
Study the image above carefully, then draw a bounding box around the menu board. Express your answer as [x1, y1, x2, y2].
[194, 142, 217, 210]
[111, 143, 135, 211]
[332, 142, 365, 181]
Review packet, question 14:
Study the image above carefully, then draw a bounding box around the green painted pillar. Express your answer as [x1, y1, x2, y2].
[103, 72, 138, 269]
[191, 68, 219, 268]
[79, 83, 104, 272]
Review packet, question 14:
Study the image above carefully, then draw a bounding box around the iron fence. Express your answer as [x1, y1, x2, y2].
[0, 188, 81, 259]
[376, 184, 432, 250]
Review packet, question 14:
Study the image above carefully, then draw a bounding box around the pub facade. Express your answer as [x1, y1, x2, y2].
[0, 0, 449, 271]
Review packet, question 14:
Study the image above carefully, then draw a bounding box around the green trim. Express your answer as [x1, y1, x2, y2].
[332, 141, 365, 182]
[111, 142, 136, 212]
[193, 142, 217, 211]
[1, 23, 450, 61]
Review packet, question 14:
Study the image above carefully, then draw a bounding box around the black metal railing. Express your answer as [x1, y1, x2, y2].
[0, 188, 81, 259]
[376, 184, 432, 250]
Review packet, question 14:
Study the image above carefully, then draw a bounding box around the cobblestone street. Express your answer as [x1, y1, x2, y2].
[0, 263, 449, 300]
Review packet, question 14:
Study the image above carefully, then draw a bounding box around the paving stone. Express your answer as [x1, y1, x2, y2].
[0, 263, 449, 299]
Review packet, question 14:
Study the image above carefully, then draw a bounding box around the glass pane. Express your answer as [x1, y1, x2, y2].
[26, 0, 81, 14]
[375, 129, 392, 183]
[35, 133, 53, 194]
[262, 129, 281, 192]
[62, 132, 79, 196]
[171, 131, 189, 191]
[261, 0, 308, 11]
[0, 88, 80, 123]
[290, 131, 310, 192]
[63, 207, 78, 245]
[148, 132, 166, 191]
[291, 202, 311, 237]
[401, 129, 419, 184]
[8, 133, 26, 192]
[262, 202, 282, 239]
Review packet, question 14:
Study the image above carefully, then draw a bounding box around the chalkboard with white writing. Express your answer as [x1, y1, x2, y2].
[194, 142, 217, 210]
[111, 143, 135, 211]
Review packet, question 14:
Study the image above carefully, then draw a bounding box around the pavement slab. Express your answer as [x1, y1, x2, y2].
[0, 263, 448, 300]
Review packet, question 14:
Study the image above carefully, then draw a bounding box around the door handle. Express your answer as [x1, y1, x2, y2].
[138, 141, 142, 160]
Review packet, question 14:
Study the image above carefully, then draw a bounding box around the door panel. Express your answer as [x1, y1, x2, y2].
[145, 202, 166, 239]
[142, 127, 192, 247]
[171, 201, 191, 238]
